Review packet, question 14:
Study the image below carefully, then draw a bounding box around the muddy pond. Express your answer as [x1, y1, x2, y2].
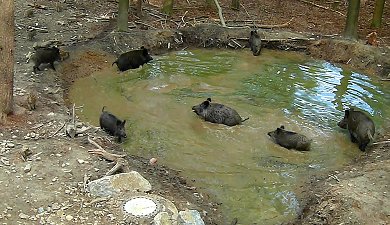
[69, 49, 390, 224]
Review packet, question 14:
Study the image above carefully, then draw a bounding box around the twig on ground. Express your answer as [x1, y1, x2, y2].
[240, 3, 255, 28]
[230, 39, 244, 48]
[371, 140, 390, 145]
[298, 0, 344, 16]
[134, 21, 156, 29]
[85, 197, 110, 207]
[87, 136, 104, 150]
[28, 3, 48, 10]
[83, 173, 90, 192]
[177, 11, 188, 29]
[46, 122, 66, 138]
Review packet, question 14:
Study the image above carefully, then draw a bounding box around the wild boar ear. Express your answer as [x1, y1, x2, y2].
[203, 100, 210, 108]
[345, 109, 350, 117]
[280, 125, 285, 129]
[142, 47, 148, 55]
[276, 128, 282, 133]
[207, 97, 211, 102]
[122, 120, 126, 125]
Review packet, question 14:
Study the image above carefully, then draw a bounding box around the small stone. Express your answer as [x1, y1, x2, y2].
[77, 159, 85, 164]
[65, 215, 73, 221]
[24, 164, 32, 173]
[6, 143, 15, 148]
[19, 213, 29, 219]
[52, 203, 61, 210]
[37, 207, 45, 214]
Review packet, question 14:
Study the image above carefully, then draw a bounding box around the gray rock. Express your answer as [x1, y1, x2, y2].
[87, 171, 152, 197]
[178, 209, 205, 225]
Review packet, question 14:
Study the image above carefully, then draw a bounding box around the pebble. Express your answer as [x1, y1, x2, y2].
[65, 215, 73, 221]
[37, 207, 45, 214]
[52, 203, 61, 210]
[24, 164, 32, 173]
[77, 159, 85, 164]
[19, 212, 29, 219]
[6, 143, 15, 148]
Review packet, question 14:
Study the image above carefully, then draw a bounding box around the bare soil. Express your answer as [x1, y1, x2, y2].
[1, 0, 389, 224]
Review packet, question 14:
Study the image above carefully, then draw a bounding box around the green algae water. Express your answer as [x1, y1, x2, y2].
[69, 49, 390, 224]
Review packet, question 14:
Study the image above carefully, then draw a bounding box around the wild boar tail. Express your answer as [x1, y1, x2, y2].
[102, 106, 106, 112]
[112, 61, 117, 66]
[242, 117, 249, 123]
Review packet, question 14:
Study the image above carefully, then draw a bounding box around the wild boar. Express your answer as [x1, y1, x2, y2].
[267, 125, 312, 151]
[112, 46, 153, 72]
[31, 46, 61, 73]
[99, 106, 127, 142]
[337, 108, 375, 151]
[249, 30, 262, 56]
[192, 98, 249, 126]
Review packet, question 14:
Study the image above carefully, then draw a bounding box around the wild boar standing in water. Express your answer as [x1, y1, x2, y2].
[192, 98, 249, 126]
[267, 125, 312, 151]
[112, 46, 153, 72]
[99, 106, 127, 142]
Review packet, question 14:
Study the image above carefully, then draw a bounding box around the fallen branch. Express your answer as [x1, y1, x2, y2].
[134, 21, 156, 29]
[229, 39, 244, 48]
[380, 78, 390, 81]
[214, 0, 226, 27]
[297, 0, 344, 16]
[177, 10, 188, 29]
[239, 2, 255, 27]
[85, 197, 110, 207]
[28, 3, 48, 10]
[46, 122, 66, 138]
[371, 140, 390, 146]
[87, 136, 104, 151]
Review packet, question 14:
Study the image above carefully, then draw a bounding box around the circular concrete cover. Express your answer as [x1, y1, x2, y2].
[123, 197, 158, 217]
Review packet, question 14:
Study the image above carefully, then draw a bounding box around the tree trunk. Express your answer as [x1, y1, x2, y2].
[0, 0, 15, 123]
[214, 0, 226, 27]
[118, 0, 129, 31]
[344, 0, 360, 40]
[371, 0, 385, 28]
[136, 0, 142, 17]
[162, 0, 174, 15]
[231, 0, 239, 10]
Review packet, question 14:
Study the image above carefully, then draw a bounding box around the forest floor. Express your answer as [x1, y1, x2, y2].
[1, 0, 389, 224]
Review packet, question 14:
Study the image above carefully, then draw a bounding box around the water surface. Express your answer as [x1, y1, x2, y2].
[69, 49, 390, 224]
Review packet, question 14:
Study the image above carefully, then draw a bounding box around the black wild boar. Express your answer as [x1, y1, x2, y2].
[31, 46, 61, 73]
[112, 46, 153, 72]
[192, 98, 249, 126]
[337, 108, 375, 151]
[267, 125, 312, 151]
[249, 30, 262, 56]
[99, 106, 127, 142]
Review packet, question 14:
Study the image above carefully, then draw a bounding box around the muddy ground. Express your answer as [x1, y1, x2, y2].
[1, 0, 389, 224]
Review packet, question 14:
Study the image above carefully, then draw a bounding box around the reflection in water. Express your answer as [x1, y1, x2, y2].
[69, 49, 390, 224]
